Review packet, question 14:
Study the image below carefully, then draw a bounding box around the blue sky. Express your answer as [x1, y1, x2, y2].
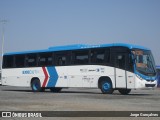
[0, 0, 160, 64]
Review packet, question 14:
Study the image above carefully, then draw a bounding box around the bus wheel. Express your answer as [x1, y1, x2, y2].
[118, 89, 131, 95]
[50, 87, 62, 92]
[100, 80, 113, 94]
[31, 79, 44, 92]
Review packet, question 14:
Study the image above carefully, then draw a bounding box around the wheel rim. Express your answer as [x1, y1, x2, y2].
[33, 82, 39, 91]
[102, 82, 110, 91]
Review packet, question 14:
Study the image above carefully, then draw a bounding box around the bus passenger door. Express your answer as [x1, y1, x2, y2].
[115, 53, 127, 88]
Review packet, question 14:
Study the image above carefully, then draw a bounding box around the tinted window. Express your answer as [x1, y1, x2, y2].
[105, 49, 110, 63]
[3, 55, 14, 68]
[115, 54, 126, 69]
[91, 48, 110, 64]
[55, 53, 67, 66]
[91, 49, 105, 63]
[15, 55, 25, 67]
[26, 54, 37, 67]
[128, 53, 134, 72]
[38, 53, 53, 66]
[73, 50, 89, 64]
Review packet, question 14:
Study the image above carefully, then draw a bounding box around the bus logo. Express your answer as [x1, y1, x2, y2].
[2, 112, 11, 117]
[22, 70, 39, 74]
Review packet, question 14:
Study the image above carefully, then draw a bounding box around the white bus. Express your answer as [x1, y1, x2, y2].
[1, 43, 157, 94]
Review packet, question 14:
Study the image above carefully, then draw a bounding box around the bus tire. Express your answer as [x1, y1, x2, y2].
[50, 87, 62, 92]
[100, 80, 113, 94]
[31, 79, 44, 92]
[118, 89, 131, 95]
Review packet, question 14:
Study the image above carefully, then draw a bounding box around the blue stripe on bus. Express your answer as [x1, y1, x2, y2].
[134, 70, 157, 81]
[46, 67, 58, 87]
[4, 43, 150, 55]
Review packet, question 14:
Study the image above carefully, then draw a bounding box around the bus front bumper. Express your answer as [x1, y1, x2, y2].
[135, 76, 157, 89]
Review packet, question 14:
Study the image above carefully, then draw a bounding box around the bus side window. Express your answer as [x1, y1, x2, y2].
[96, 50, 105, 63]
[128, 53, 134, 72]
[57, 56, 66, 65]
[90, 51, 96, 63]
[15, 55, 25, 68]
[73, 50, 89, 64]
[90, 48, 110, 65]
[105, 48, 110, 64]
[26, 54, 37, 67]
[3, 55, 14, 68]
[116, 54, 125, 69]
[90, 49, 105, 64]
[55, 53, 67, 66]
[38, 52, 53, 66]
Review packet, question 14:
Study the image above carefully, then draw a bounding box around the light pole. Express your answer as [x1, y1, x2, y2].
[0, 20, 7, 71]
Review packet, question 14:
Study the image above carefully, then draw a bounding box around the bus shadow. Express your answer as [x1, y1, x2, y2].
[1, 89, 33, 92]
[112, 93, 153, 96]
[60, 91, 101, 94]
[1, 89, 153, 96]
[1, 89, 101, 94]
[129, 93, 152, 96]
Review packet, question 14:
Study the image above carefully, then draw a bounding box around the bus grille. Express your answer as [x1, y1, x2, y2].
[145, 84, 156, 87]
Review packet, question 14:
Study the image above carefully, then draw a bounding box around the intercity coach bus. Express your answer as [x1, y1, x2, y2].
[1, 43, 157, 94]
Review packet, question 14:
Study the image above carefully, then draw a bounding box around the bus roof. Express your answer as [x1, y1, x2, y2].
[4, 43, 150, 55]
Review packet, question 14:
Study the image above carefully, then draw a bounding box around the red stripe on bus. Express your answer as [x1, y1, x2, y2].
[42, 67, 49, 87]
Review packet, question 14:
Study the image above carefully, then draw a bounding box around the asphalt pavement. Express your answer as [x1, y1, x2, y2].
[0, 86, 160, 120]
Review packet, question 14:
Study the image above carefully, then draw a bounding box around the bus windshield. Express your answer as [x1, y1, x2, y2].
[133, 50, 156, 76]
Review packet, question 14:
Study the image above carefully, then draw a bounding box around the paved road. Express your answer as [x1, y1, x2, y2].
[0, 86, 160, 120]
